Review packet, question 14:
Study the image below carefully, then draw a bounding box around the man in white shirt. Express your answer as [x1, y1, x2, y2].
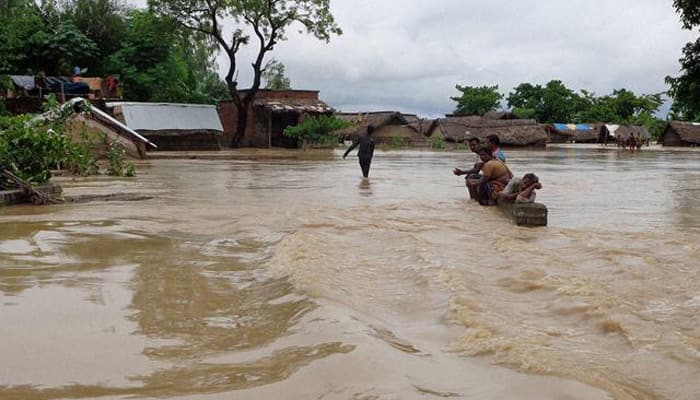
[499, 173, 542, 203]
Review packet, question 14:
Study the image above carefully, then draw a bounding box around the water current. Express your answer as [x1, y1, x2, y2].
[0, 145, 699, 400]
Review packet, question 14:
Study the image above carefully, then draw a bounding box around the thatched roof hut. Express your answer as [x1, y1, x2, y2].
[427, 116, 547, 146]
[334, 112, 429, 146]
[659, 121, 700, 146]
[547, 123, 599, 143]
[612, 125, 650, 141]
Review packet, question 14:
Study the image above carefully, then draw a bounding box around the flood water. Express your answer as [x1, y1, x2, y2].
[1, 145, 699, 400]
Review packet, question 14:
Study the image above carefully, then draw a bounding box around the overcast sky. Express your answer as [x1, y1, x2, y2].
[223, 0, 695, 117]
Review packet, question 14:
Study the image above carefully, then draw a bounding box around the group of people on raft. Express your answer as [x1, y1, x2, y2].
[453, 134, 542, 206]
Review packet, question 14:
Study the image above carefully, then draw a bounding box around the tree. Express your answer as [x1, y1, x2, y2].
[674, 0, 700, 29]
[107, 9, 227, 104]
[283, 114, 349, 148]
[149, 0, 342, 147]
[60, 0, 130, 76]
[450, 84, 503, 116]
[263, 59, 291, 90]
[667, 1, 700, 121]
[0, 1, 99, 75]
[507, 80, 586, 123]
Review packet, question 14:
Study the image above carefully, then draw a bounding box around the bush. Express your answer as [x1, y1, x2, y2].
[283, 114, 350, 148]
[430, 135, 447, 150]
[104, 135, 135, 177]
[0, 106, 98, 189]
[389, 136, 405, 148]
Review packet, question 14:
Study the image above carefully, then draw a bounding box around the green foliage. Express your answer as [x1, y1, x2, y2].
[263, 59, 292, 90]
[283, 114, 349, 147]
[577, 89, 662, 123]
[108, 9, 228, 104]
[430, 134, 446, 150]
[389, 136, 405, 149]
[451, 84, 503, 116]
[0, 113, 97, 188]
[104, 135, 134, 177]
[0, 74, 11, 115]
[674, 0, 700, 29]
[61, 0, 129, 76]
[507, 80, 586, 123]
[666, 38, 700, 121]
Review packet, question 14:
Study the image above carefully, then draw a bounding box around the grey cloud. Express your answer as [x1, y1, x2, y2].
[223, 0, 696, 116]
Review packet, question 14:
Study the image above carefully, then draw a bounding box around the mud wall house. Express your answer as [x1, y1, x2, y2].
[427, 116, 548, 147]
[219, 90, 334, 148]
[659, 121, 700, 146]
[107, 102, 224, 151]
[334, 112, 429, 146]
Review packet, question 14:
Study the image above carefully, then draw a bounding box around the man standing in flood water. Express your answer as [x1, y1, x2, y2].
[343, 125, 376, 179]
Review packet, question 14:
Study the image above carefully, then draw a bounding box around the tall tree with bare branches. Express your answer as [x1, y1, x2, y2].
[149, 0, 341, 147]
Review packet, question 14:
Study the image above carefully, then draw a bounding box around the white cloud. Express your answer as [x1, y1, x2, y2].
[217, 0, 696, 116]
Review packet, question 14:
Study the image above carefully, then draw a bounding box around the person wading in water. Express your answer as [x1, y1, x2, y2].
[343, 125, 376, 179]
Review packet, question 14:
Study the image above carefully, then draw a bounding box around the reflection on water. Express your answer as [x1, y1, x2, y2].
[0, 145, 699, 400]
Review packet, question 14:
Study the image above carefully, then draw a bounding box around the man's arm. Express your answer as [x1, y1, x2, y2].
[343, 141, 359, 159]
[515, 182, 542, 202]
[453, 162, 483, 176]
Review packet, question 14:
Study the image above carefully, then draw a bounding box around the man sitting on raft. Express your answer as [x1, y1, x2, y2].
[499, 173, 542, 203]
[476, 147, 512, 206]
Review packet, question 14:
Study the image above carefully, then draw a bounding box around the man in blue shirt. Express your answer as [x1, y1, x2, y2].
[486, 134, 506, 163]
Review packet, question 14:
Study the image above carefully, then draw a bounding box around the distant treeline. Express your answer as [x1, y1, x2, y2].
[451, 82, 666, 138]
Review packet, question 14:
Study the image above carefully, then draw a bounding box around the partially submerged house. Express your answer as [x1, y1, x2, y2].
[599, 124, 651, 144]
[546, 123, 599, 143]
[34, 98, 156, 159]
[107, 102, 224, 151]
[219, 89, 334, 148]
[335, 111, 429, 146]
[427, 116, 548, 146]
[659, 121, 700, 146]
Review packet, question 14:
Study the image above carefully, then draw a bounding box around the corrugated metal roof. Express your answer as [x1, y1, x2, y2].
[107, 102, 223, 132]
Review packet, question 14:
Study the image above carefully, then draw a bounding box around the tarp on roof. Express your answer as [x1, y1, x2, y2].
[107, 102, 224, 132]
[605, 124, 620, 137]
[10, 75, 35, 90]
[553, 123, 593, 131]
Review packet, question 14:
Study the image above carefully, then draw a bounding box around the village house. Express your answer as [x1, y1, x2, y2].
[599, 124, 651, 145]
[107, 102, 224, 151]
[427, 116, 548, 146]
[546, 123, 599, 143]
[30, 98, 155, 159]
[219, 89, 334, 148]
[659, 121, 700, 146]
[335, 111, 430, 146]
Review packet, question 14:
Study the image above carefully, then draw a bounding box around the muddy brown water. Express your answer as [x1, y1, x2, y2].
[1, 145, 698, 400]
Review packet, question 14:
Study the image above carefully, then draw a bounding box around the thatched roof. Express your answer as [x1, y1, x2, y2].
[334, 111, 410, 138]
[549, 123, 599, 142]
[483, 111, 518, 120]
[427, 116, 547, 146]
[613, 125, 651, 140]
[661, 121, 700, 144]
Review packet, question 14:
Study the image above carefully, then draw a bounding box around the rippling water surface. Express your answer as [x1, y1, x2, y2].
[1, 145, 699, 400]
